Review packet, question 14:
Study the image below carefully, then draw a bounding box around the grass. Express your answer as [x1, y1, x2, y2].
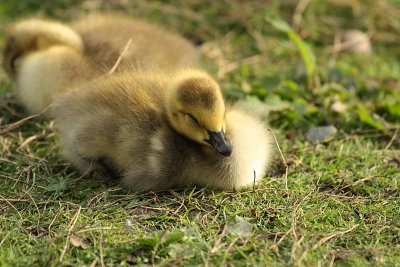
[0, 0, 399, 266]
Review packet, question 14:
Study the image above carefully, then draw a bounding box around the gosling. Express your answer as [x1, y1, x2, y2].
[52, 69, 274, 192]
[2, 15, 199, 114]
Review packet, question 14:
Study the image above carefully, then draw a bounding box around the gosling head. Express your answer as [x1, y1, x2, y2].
[167, 70, 232, 156]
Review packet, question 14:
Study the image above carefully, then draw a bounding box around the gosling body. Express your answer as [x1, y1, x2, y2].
[52, 69, 273, 192]
[2, 15, 199, 114]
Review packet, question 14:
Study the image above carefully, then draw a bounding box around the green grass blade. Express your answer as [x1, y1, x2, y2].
[266, 17, 318, 88]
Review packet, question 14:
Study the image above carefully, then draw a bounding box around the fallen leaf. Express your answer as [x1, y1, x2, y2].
[306, 126, 338, 143]
[168, 243, 195, 258]
[234, 96, 270, 118]
[235, 95, 290, 118]
[227, 216, 253, 238]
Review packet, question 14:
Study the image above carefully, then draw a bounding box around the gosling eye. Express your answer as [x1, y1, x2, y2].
[185, 114, 200, 127]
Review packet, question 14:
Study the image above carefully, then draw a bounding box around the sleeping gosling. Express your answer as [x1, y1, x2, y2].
[2, 15, 199, 114]
[51, 68, 274, 192]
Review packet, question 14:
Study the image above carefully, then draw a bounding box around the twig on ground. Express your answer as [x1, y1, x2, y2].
[290, 235, 305, 264]
[253, 170, 256, 192]
[13, 157, 47, 189]
[100, 232, 105, 267]
[108, 38, 132, 74]
[171, 194, 186, 215]
[0, 232, 9, 247]
[17, 131, 52, 151]
[0, 100, 23, 117]
[312, 224, 359, 249]
[0, 107, 49, 135]
[329, 253, 336, 267]
[48, 206, 63, 236]
[22, 189, 41, 231]
[59, 206, 82, 263]
[210, 224, 228, 254]
[269, 190, 313, 256]
[268, 128, 288, 191]
[134, 205, 173, 212]
[204, 224, 228, 266]
[0, 193, 23, 220]
[341, 175, 381, 190]
[220, 236, 239, 266]
[76, 227, 113, 234]
[86, 190, 109, 207]
[384, 128, 399, 150]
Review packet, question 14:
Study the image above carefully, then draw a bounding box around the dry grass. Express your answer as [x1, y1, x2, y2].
[0, 0, 399, 266]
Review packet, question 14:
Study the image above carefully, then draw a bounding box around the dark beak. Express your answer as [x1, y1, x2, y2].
[207, 130, 232, 156]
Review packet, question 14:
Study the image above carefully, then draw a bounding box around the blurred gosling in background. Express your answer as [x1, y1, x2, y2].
[2, 15, 199, 114]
